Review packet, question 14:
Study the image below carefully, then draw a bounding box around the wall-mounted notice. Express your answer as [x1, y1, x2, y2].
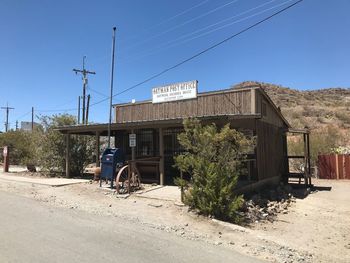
[152, 80, 198, 103]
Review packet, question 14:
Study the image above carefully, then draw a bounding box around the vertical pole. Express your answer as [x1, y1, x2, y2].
[250, 88, 256, 114]
[3, 146, 9, 172]
[335, 154, 339, 180]
[127, 164, 131, 194]
[306, 132, 311, 185]
[82, 56, 86, 125]
[65, 134, 70, 178]
[86, 94, 90, 124]
[95, 131, 100, 167]
[5, 105, 9, 132]
[303, 133, 308, 185]
[31, 106, 34, 131]
[159, 127, 164, 185]
[131, 129, 135, 162]
[1, 103, 14, 132]
[15, 120, 18, 131]
[108, 27, 116, 148]
[77, 96, 81, 124]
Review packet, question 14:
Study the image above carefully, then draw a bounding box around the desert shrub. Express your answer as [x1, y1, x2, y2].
[174, 119, 255, 223]
[335, 111, 350, 125]
[37, 114, 95, 177]
[0, 130, 38, 165]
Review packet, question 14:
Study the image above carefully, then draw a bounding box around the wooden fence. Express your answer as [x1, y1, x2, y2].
[318, 154, 350, 179]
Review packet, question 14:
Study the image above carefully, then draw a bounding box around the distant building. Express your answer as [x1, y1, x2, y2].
[21, 121, 39, 131]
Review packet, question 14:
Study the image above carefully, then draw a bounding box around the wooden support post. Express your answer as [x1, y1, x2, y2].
[250, 88, 256, 114]
[159, 127, 165, 185]
[306, 133, 312, 185]
[131, 129, 135, 162]
[335, 154, 339, 180]
[65, 134, 70, 178]
[130, 129, 136, 181]
[303, 133, 307, 185]
[95, 131, 100, 167]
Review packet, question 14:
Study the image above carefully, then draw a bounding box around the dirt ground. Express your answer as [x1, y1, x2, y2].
[0, 174, 349, 263]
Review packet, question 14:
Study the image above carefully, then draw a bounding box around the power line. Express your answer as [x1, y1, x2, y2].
[14, 110, 32, 121]
[22, 0, 303, 116]
[120, 0, 240, 54]
[91, 0, 303, 107]
[123, 0, 281, 63]
[121, 0, 211, 43]
[73, 56, 96, 124]
[175, 0, 295, 47]
[90, 0, 211, 66]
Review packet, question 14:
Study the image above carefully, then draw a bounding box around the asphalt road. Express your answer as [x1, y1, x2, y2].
[0, 190, 262, 263]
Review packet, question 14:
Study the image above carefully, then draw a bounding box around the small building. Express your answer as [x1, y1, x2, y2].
[21, 121, 40, 131]
[58, 82, 300, 190]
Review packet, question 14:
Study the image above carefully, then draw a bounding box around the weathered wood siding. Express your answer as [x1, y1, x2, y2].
[256, 121, 287, 181]
[255, 89, 286, 127]
[115, 89, 252, 123]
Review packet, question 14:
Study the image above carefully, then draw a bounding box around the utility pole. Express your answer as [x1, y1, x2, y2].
[1, 103, 14, 132]
[86, 94, 90, 124]
[31, 106, 34, 131]
[77, 96, 81, 124]
[108, 27, 116, 148]
[15, 120, 18, 131]
[73, 56, 95, 125]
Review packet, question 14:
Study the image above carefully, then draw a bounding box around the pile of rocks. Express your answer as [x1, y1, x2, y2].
[240, 184, 296, 223]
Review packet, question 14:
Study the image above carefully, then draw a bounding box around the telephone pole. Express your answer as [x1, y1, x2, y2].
[1, 103, 14, 132]
[108, 27, 116, 148]
[31, 106, 34, 131]
[73, 56, 95, 125]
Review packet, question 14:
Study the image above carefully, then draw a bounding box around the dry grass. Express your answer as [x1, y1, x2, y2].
[233, 81, 350, 144]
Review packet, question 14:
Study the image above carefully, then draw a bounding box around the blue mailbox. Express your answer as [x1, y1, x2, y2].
[100, 148, 124, 188]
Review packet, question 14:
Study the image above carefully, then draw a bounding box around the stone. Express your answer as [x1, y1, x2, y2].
[148, 203, 162, 208]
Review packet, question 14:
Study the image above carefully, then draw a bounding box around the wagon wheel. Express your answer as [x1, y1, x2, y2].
[115, 164, 142, 194]
[115, 165, 130, 194]
[130, 165, 141, 190]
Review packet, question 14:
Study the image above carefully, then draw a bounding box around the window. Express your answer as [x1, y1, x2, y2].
[136, 129, 158, 157]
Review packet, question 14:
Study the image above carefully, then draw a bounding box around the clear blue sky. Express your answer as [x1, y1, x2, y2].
[0, 0, 349, 130]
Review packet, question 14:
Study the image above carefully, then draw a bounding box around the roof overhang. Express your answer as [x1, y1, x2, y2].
[56, 114, 262, 135]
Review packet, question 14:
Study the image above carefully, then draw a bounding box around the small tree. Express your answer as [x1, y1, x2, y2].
[174, 119, 255, 223]
[0, 130, 38, 165]
[38, 114, 94, 177]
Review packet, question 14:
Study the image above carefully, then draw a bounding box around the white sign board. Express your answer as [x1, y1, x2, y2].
[3, 146, 7, 156]
[152, 80, 198, 103]
[129, 134, 136, 147]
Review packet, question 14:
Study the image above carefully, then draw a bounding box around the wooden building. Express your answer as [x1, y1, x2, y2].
[58, 83, 291, 189]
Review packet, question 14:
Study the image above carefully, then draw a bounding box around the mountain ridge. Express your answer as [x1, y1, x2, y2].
[232, 81, 350, 132]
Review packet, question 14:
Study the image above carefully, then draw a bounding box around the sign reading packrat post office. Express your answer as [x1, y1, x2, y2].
[152, 80, 198, 103]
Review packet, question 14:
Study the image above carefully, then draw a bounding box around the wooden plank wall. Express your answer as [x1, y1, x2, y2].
[256, 121, 287, 181]
[255, 90, 285, 127]
[115, 90, 252, 123]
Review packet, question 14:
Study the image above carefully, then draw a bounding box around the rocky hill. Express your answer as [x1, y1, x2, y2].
[233, 81, 350, 132]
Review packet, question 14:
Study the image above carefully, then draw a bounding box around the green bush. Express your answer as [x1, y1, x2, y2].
[0, 130, 38, 165]
[174, 119, 255, 223]
[37, 114, 94, 177]
[0, 114, 95, 177]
